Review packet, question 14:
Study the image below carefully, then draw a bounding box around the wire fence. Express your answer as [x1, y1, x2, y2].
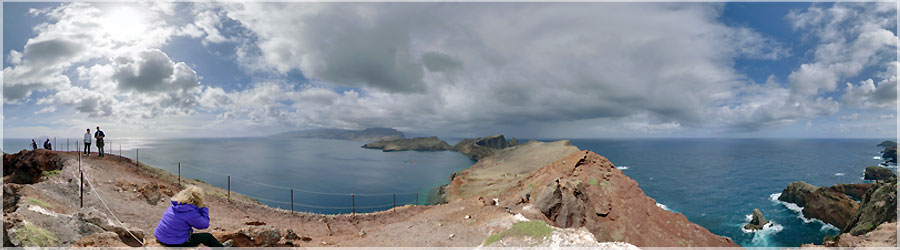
[40, 139, 428, 215]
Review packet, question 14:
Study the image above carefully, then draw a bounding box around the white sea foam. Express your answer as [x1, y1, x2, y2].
[616, 166, 629, 170]
[834, 173, 845, 176]
[873, 156, 883, 160]
[656, 202, 675, 213]
[820, 223, 839, 232]
[769, 192, 840, 228]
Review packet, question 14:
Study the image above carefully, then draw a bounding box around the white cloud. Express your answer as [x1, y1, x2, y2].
[842, 77, 897, 109]
[205, 2, 793, 134]
[839, 113, 859, 121]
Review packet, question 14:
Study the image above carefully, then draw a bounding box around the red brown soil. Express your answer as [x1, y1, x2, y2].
[497, 150, 738, 247]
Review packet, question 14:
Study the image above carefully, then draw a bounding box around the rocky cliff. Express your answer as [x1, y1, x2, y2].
[444, 141, 737, 246]
[778, 181, 859, 229]
[878, 141, 897, 165]
[502, 150, 738, 247]
[864, 166, 896, 181]
[361, 137, 452, 152]
[842, 179, 897, 236]
[452, 134, 519, 161]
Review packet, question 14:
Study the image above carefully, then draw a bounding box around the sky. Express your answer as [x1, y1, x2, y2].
[2, 2, 898, 139]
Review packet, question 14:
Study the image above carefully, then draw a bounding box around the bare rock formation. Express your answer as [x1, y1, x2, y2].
[743, 209, 769, 231]
[778, 181, 859, 229]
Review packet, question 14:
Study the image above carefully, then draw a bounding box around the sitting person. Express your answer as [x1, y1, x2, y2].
[154, 185, 228, 247]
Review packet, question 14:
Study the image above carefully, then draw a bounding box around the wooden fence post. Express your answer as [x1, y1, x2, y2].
[290, 189, 294, 213]
[227, 175, 231, 202]
[351, 194, 355, 215]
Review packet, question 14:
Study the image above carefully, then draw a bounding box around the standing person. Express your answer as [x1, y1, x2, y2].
[31, 139, 37, 150]
[94, 126, 105, 157]
[154, 186, 230, 247]
[43, 139, 50, 150]
[84, 129, 92, 155]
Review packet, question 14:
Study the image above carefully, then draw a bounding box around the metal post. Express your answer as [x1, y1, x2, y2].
[67, 139, 69, 152]
[351, 194, 355, 215]
[416, 192, 419, 206]
[178, 163, 181, 186]
[80, 170, 84, 208]
[393, 193, 396, 209]
[54, 137, 56, 151]
[290, 189, 294, 213]
[119, 145, 122, 156]
[136, 148, 139, 166]
[227, 175, 231, 202]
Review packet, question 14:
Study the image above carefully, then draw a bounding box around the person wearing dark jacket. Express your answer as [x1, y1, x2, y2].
[31, 139, 37, 150]
[154, 185, 228, 247]
[94, 126, 105, 157]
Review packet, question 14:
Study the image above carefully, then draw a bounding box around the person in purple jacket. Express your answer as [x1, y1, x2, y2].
[154, 185, 228, 247]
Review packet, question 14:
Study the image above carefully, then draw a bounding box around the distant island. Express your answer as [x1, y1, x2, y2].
[361, 137, 451, 152]
[362, 134, 521, 161]
[273, 128, 405, 142]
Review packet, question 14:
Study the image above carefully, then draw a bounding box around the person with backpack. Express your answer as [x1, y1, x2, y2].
[31, 139, 37, 150]
[94, 126, 105, 157]
[43, 139, 51, 150]
[84, 128, 92, 155]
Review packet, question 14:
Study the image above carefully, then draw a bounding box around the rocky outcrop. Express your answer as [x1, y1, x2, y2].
[219, 226, 295, 247]
[864, 166, 896, 181]
[533, 178, 588, 228]
[743, 209, 769, 231]
[3, 150, 64, 184]
[826, 183, 874, 200]
[824, 222, 897, 247]
[778, 181, 858, 230]
[877, 141, 897, 148]
[503, 150, 737, 247]
[274, 128, 405, 142]
[842, 179, 897, 236]
[509, 138, 520, 147]
[453, 134, 520, 161]
[362, 137, 452, 152]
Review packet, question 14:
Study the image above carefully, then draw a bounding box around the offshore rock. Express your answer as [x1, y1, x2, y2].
[743, 209, 769, 231]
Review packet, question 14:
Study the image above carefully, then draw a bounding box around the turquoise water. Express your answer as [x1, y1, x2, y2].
[3, 137, 893, 246]
[569, 138, 895, 247]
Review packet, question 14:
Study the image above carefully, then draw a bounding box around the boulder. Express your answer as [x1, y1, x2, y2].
[864, 166, 895, 181]
[743, 209, 769, 231]
[534, 178, 588, 228]
[779, 181, 858, 229]
[220, 226, 283, 247]
[3, 150, 64, 184]
[842, 180, 897, 236]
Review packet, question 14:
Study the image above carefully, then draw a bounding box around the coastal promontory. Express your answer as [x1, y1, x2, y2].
[362, 137, 452, 152]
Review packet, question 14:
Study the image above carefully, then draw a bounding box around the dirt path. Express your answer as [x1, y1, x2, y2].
[7, 150, 519, 247]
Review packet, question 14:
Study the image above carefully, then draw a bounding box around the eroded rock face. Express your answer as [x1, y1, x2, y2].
[827, 183, 874, 200]
[743, 209, 769, 231]
[534, 178, 588, 228]
[864, 166, 896, 181]
[452, 134, 520, 161]
[3, 150, 64, 184]
[779, 181, 859, 229]
[505, 150, 738, 247]
[843, 180, 897, 236]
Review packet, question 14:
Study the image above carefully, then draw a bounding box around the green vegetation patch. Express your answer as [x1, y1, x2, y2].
[12, 223, 58, 246]
[483, 220, 555, 246]
[41, 170, 62, 177]
[24, 197, 50, 208]
[589, 177, 598, 186]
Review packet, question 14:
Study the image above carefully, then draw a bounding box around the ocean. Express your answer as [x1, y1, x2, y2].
[569, 138, 894, 247]
[2, 137, 893, 247]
